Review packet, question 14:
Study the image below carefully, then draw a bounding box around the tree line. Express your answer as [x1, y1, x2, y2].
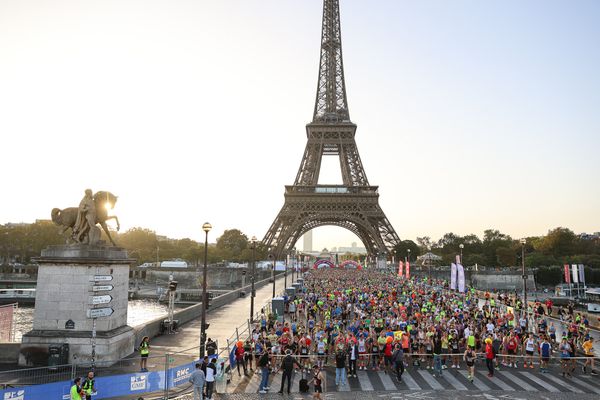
[393, 228, 600, 284]
[0, 223, 269, 266]
[2, 223, 598, 275]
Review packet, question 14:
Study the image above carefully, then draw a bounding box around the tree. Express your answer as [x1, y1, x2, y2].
[537, 227, 576, 258]
[216, 229, 248, 262]
[393, 240, 420, 262]
[496, 246, 516, 267]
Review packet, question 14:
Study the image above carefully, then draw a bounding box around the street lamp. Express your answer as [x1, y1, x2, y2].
[520, 238, 527, 331]
[459, 244, 464, 264]
[199, 222, 212, 359]
[269, 252, 276, 297]
[292, 247, 296, 282]
[407, 248, 411, 263]
[249, 236, 257, 322]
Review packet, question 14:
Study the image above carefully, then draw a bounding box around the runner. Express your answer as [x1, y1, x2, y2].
[464, 344, 477, 382]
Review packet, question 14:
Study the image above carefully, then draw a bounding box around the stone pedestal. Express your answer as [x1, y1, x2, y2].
[20, 244, 135, 366]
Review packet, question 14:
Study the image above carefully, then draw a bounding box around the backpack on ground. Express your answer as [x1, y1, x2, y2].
[299, 370, 309, 393]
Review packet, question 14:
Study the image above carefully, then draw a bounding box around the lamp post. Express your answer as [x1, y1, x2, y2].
[520, 238, 527, 330]
[459, 243, 464, 264]
[249, 236, 257, 322]
[284, 251, 288, 290]
[407, 248, 411, 263]
[199, 222, 211, 359]
[269, 252, 275, 297]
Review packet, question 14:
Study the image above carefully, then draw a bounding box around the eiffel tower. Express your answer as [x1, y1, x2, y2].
[263, 0, 400, 259]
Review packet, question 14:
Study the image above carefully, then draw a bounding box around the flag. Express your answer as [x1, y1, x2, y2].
[229, 345, 237, 368]
[578, 264, 585, 284]
[405, 261, 410, 279]
[450, 263, 457, 291]
[398, 261, 403, 277]
[572, 264, 579, 284]
[564, 264, 570, 284]
[457, 263, 465, 293]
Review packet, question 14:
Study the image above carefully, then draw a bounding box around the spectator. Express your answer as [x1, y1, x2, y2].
[278, 349, 300, 394]
[189, 363, 205, 400]
[205, 358, 217, 400]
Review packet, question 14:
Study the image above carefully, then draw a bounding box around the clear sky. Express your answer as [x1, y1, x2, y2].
[1, 0, 599, 250]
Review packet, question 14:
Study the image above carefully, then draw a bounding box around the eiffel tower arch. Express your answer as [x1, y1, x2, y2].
[263, 0, 400, 258]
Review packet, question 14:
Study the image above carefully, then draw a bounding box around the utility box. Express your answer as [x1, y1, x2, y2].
[285, 287, 296, 299]
[48, 343, 68, 370]
[271, 297, 285, 322]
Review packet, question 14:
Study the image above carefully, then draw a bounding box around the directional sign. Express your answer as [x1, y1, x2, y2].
[92, 285, 114, 292]
[89, 295, 112, 305]
[87, 307, 114, 318]
[91, 275, 113, 282]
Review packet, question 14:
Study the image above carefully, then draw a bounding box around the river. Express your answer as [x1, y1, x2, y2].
[11, 300, 172, 342]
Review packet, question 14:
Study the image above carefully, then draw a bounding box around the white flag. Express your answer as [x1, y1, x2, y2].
[457, 263, 466, 293]
[572, 264, 579, 284]
[450, 263, 457, 290]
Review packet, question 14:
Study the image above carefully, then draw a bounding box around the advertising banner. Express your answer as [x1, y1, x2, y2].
[398, 261, 403, 277]
[0, 304, 15, 342]
[405, 261, 410, 279]
[572, 264, 579, 284]
[450, 263, 457, 291]
[578, 264, 585, 284]
[0, 359, 199, 400]
[457, 263, 465, 293]
[564, 264, 570, 284]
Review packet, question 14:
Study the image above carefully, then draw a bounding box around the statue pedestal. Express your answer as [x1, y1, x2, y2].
[20, 245, 135, 366]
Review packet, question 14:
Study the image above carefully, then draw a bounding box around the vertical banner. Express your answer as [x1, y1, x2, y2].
[572, 264, 579, 283]
[457, 263, 465, 293]
[0, 304, 15, 342]
[564, 264, 571, 283]
[398, 261, 403, 277]
[450, 263, 457, 291]
[578, 264, 585, 285]
[405, 261, 410, 279]
[455, 255, 461, 265]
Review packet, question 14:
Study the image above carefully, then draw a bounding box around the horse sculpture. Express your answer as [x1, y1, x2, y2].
[51, 190, 121, 246]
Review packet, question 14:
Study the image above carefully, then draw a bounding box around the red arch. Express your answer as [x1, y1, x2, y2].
[340, 260, 362, 270]
[313, 260, 335, 269]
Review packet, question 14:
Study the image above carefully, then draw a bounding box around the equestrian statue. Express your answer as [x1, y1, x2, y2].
[51, 189, 120, 246]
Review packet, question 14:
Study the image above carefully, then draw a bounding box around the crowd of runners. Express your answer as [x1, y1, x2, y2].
[235, 269, 597, 396]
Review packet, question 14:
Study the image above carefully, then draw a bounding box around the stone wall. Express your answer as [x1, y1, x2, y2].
[140, 266, 273, 289]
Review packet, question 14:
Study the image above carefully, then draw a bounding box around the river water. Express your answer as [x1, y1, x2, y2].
[11, 300, 171, 342]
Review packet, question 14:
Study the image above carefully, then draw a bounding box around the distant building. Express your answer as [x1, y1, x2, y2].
[579, 232, 600, 240]
[336, 242, 367, 255]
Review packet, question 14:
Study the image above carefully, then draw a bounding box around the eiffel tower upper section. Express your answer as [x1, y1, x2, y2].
[263, 0, 400, 257]
[312, 0, 350, 124]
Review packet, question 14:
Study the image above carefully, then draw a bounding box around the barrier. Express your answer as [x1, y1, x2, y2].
[0, 359, 196, 399]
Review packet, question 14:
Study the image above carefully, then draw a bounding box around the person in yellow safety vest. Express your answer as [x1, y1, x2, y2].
[70, 377, 84, 400]
[82, 371, 96, 400]
[139, 336, 150, 372]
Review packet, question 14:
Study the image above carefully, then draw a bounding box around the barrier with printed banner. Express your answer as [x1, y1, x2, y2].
[0, 359, 198, 400]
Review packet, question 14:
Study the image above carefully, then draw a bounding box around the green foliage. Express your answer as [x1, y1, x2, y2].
[393, 240, 420, 262]
[216, 229, 248, 262]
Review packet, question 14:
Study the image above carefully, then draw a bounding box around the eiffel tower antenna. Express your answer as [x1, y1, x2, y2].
[263, 0, 400, 261]
[313, 0, 350, 123]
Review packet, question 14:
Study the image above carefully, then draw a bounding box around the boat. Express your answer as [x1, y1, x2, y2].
[0, 288, 36, 304]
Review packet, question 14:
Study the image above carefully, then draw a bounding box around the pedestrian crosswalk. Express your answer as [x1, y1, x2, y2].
[231, 367, 600, 394]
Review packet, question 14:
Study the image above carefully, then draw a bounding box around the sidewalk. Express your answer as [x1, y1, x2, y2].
[141, 273, 288, 359]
